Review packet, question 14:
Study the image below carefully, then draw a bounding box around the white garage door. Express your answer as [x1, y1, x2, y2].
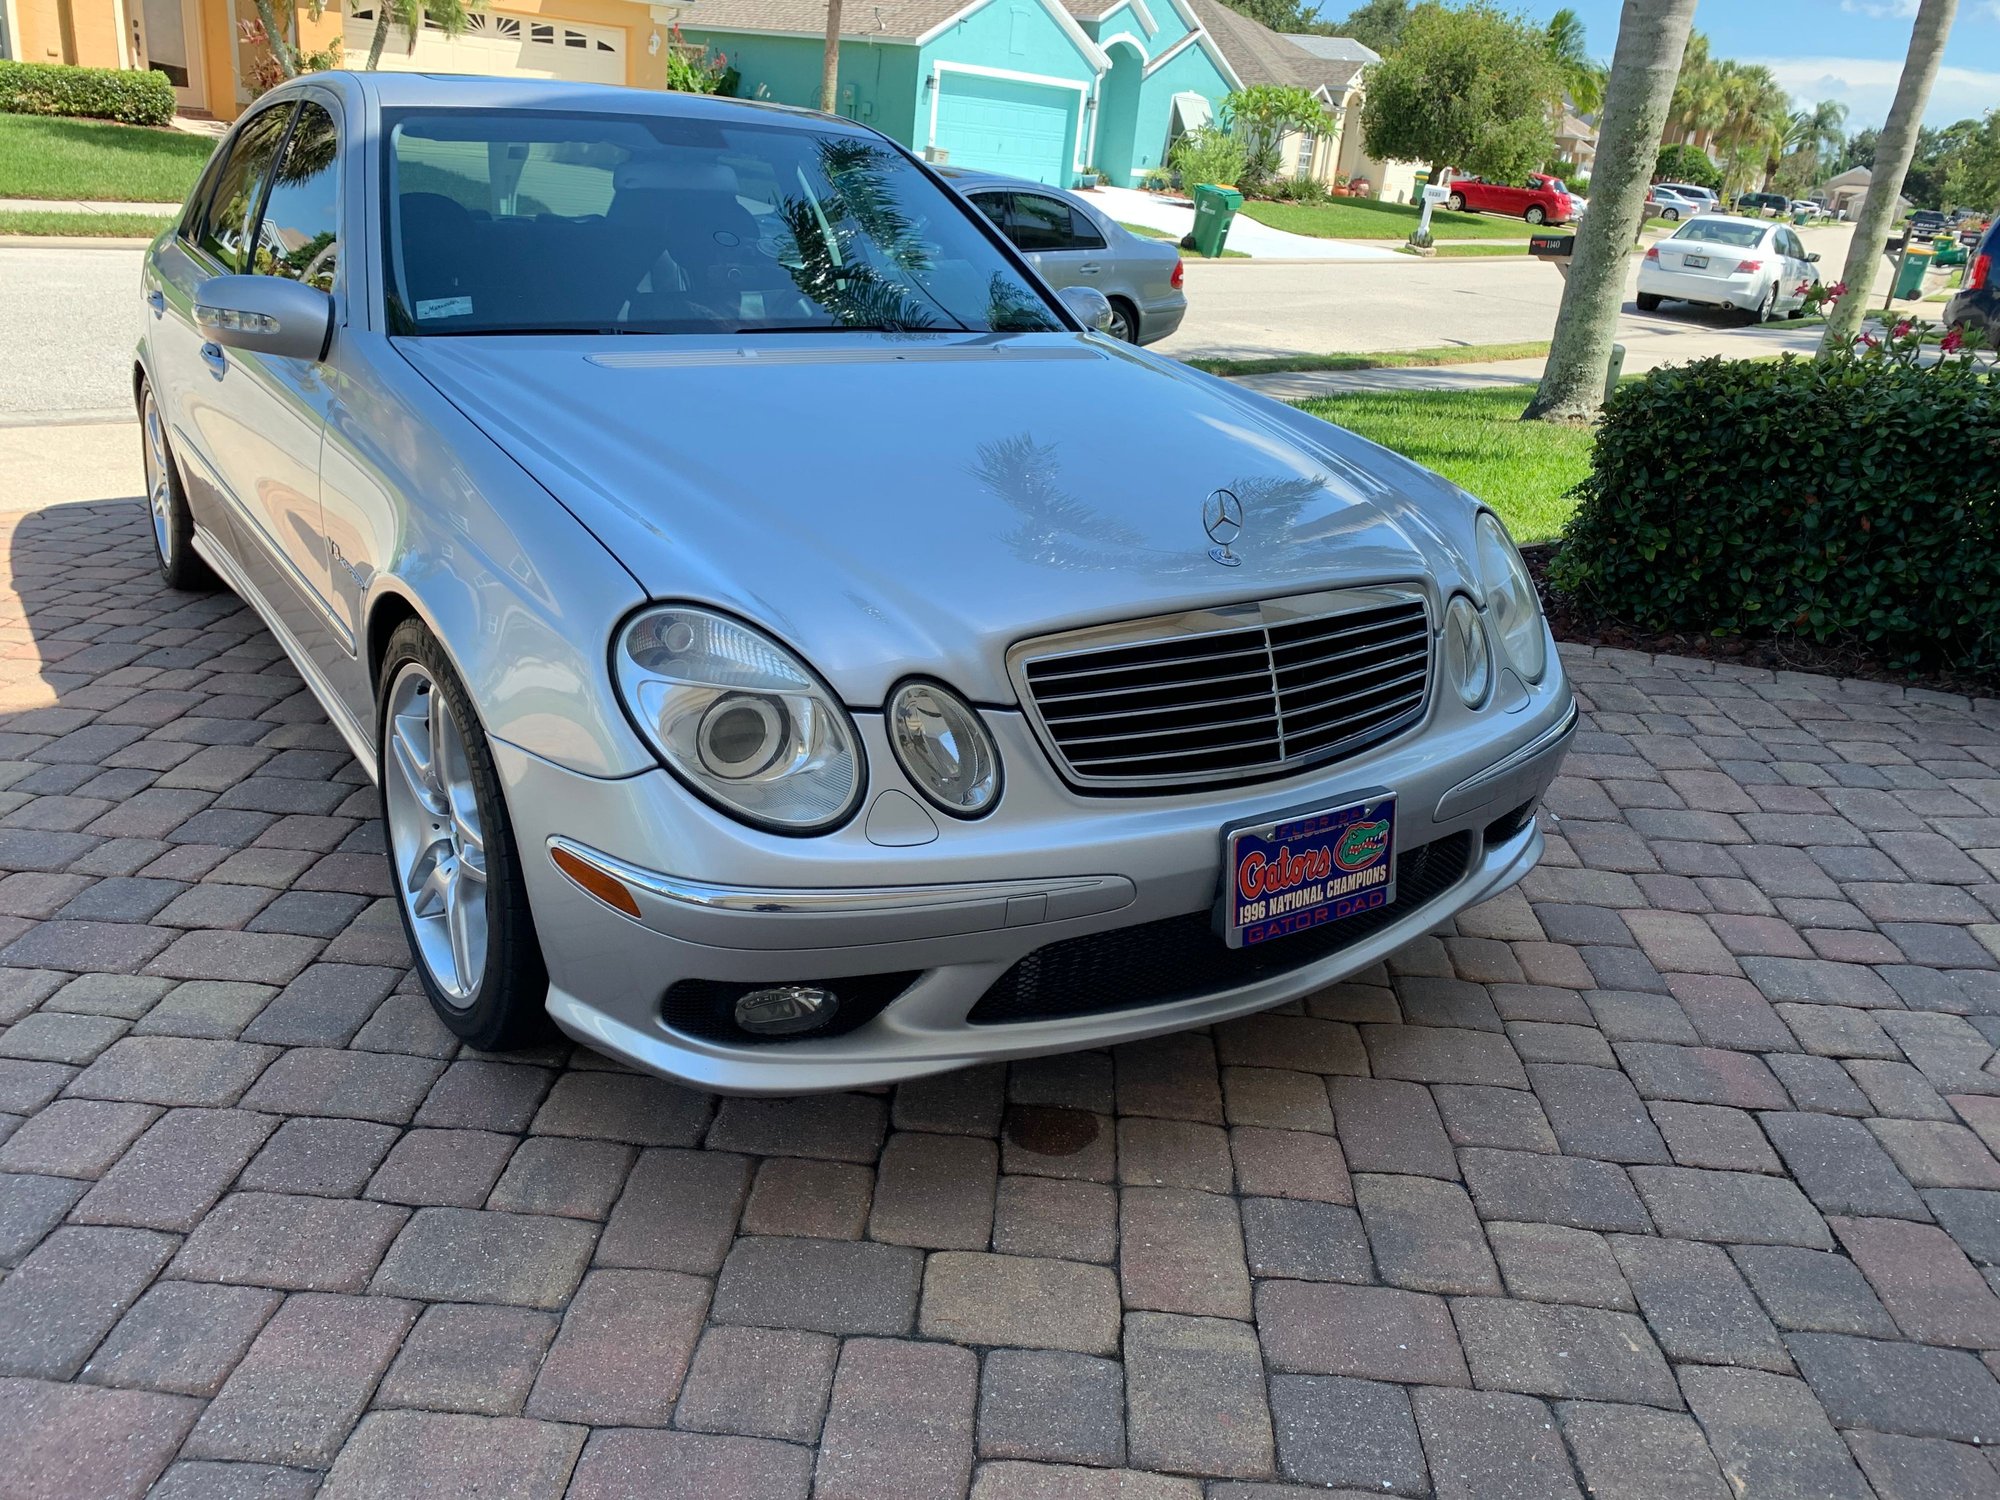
[345, 8, 626, 87]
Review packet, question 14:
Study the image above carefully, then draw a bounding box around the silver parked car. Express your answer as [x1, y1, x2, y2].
[938, 168, 1186, 344]
[138, 73, 1574, 1093]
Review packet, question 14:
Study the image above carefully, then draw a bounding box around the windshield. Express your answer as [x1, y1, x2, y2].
[381, 109, 1063, 336]
[1671, 218, 1766, 248]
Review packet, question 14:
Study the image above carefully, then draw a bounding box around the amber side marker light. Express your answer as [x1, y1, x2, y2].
[550, 844, 642, 919]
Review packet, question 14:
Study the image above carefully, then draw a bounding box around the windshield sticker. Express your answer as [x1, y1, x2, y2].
[415, 296, 474, 320]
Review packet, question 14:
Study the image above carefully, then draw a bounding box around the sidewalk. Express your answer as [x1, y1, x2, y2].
[1088, 185, 1403, 262]
[0, 196, 182, 215]
[1227, 318, 1830, 400]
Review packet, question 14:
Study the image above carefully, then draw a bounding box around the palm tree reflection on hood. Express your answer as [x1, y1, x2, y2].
[972, 435, 1356, 573]
[772, 140, 1057, 333]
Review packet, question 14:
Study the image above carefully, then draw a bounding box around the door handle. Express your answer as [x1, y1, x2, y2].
[146, 289, 165, 314]
[1078, 263, 1103, 275]
[200, 342, 228, 376]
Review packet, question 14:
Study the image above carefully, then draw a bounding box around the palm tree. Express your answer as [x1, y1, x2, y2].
[821, 0, 842, 113]
[1525, 0, 1700, 422]
[1820, 0, 1960, 355]
[1545, 8, 1606, 116]
[361, 0, 483, 71]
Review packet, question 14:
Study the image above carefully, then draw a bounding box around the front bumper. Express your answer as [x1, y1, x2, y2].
[497, 645, 1575, 1093]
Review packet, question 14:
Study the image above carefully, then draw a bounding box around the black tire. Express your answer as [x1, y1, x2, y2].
[377, 618, 549, 1052]
[1750, 284, 1777, 324]
[140, 379, 219, 593]
[1106, 298, 1139, 343]
[1525, 205, 1546, 225]
[1663, 207, 1680, 221]
[1636, 292, 1663, 312]
[1446, 193, 1466, 213]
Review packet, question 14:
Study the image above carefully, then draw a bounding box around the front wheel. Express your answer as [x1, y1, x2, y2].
[378, 619, 549, 1051]
[1636, 292, 1663, 312]
[140, 381, 219, 593]
[1525, 206, 1546, 225]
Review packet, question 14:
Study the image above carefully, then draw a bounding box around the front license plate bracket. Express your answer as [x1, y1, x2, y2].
[1222, 790, 1397, 950]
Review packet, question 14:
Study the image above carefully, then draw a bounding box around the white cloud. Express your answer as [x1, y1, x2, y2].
[1838, 0, 1918, 16]
[1753, 55, 2000, 129]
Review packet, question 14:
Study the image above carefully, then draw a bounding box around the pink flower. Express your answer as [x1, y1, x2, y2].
[1793, 280, 1810, 296]
[1856, 333, 1879, 348]
[1941, 327, 1964, 353]
[1826, 281, 1848, 299]
[1892, 319, 1914, 338]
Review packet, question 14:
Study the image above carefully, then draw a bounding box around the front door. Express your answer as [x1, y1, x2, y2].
[138, 0, 206, 113]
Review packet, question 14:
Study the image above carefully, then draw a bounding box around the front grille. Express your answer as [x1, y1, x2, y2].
[967, 832, 1472, 1026]
[1019, 594, 1431, 791]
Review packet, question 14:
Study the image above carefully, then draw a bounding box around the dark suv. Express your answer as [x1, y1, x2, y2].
[1944, 213, 1997, 346]
[1736, 191, 1790, 217]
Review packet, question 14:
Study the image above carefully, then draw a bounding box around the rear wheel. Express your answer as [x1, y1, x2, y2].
[378, 619, 548, 1051]
[1106, 298, 1138, 343]
[1446, 193, 1466, 213]
[1636, 292, 1663, 312]
[1663, 207, 1680, 221]
[1750, 283, 1777, 324]
[140, 381, 218, 593]
[1525, 205, 1546, 225]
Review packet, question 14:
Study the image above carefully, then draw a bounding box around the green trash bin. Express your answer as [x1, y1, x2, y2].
[1792, 206, 1810, 226]
[1191, 183, 1244, 258]
[1893, 241, 1933, 300]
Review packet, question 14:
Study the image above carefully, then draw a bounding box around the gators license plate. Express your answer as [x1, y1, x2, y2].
[1223, 795, 1396, 949]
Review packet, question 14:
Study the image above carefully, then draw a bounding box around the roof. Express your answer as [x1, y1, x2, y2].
[1178, 0, 1366, 95]
[1284, 35, 1379, 64]
[673, 0, 969, 41]
[1823, 166, 1872, 188]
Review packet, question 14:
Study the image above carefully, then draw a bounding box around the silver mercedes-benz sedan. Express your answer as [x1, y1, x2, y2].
[137, 72, 1575, 1093]
[936, 167, 1186, 345]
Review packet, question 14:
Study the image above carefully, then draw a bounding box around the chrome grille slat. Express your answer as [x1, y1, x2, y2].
[1016, 590, 1433, 790]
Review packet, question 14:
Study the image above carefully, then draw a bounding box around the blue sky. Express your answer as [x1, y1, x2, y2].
[1320, 2, 2000, 131]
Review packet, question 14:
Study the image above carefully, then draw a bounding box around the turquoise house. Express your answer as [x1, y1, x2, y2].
[674, 0, 1240, 187]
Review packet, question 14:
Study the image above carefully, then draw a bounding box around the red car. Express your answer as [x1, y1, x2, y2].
[1444, 172, 1576, 225]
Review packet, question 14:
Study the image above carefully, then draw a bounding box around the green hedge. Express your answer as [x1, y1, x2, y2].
[1552, 356, 2000, 675]
[0, 61, 176, 126]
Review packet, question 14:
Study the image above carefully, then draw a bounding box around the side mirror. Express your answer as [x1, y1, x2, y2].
[1808, 252, 1821, 262]
[1059, 285, 1114, 334]
[194, 274, 333, 362]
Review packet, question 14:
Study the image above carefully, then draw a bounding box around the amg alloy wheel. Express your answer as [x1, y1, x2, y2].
[140, 382, 218, 592]
[379, 620, 547, 1049]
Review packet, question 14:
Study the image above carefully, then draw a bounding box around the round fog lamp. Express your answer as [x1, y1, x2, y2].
[889, 680, 1000, 817]
[734, 984, 838, 1036]
[1444, 594, 1491, 708]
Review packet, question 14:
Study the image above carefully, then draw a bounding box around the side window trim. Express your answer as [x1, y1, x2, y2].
[242, 101, 308, 278]
[188, 101, 298, 271]
[254, 92, 343, 298]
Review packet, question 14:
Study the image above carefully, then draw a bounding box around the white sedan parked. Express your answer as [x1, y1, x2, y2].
[1637, 214, 1823, 322]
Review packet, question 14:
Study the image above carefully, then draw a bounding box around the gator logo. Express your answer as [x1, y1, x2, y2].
[1334, 819, 1390, 871]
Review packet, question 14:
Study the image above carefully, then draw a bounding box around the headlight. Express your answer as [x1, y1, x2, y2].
[1474, 512, 1547, 683]
[1443, 594, 1491, 708]
[614, 607, 863, 833]
[888, 679, 1000, 817]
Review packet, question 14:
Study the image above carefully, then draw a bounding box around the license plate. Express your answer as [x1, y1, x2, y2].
[1683, 255, 1708, 268]
[1223, 794, 1396, 949]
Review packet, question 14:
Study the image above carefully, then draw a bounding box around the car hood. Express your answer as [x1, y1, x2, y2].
[398, 332, 1479, 705]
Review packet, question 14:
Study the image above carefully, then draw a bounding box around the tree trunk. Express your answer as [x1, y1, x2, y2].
[364, 1, 394, 70]
[1818, 0, 1958, 357]
[819, 0, 842, 114]
[1523, 0, 1698, 422]
[251, 0, 299, 77]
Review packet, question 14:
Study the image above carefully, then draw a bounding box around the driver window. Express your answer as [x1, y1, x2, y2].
[256, 101, 340, 291]
[197, 105, 294, 273]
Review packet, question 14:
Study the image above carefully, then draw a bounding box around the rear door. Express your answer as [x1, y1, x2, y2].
[1005, 191, 1109, 294]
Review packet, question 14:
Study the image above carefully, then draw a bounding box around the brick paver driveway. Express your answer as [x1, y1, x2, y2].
[3, 500, 2000, 1500]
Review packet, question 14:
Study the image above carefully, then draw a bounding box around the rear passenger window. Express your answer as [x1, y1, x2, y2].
[198, 105, 295, 273]
[1010, 194, 1104, 252]
[256, 101, 340, 290]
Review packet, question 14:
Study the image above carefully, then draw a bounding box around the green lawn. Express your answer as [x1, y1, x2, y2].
[0, 116, 212, 203]
[1117, 221, 1249, 257]
[1240, 198, 1547, 242]
[1296, 385, 1594, 542]
[0, 209, 171, 237]
[1189, 340, 1550, 378]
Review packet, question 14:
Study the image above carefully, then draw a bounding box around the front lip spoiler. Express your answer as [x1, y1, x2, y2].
[545, 836, 1137, 949]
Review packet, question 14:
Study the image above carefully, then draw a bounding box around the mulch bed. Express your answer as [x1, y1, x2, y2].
[1522, 543, 2000, 702]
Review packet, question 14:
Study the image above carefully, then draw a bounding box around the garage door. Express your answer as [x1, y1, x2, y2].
[345, 8, 626, 87]
[932, 72, 1077, 186]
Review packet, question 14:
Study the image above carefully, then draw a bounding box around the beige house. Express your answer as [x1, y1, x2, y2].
[1179, 0, 1419, 202]
[1554, 110, 1596, 175]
